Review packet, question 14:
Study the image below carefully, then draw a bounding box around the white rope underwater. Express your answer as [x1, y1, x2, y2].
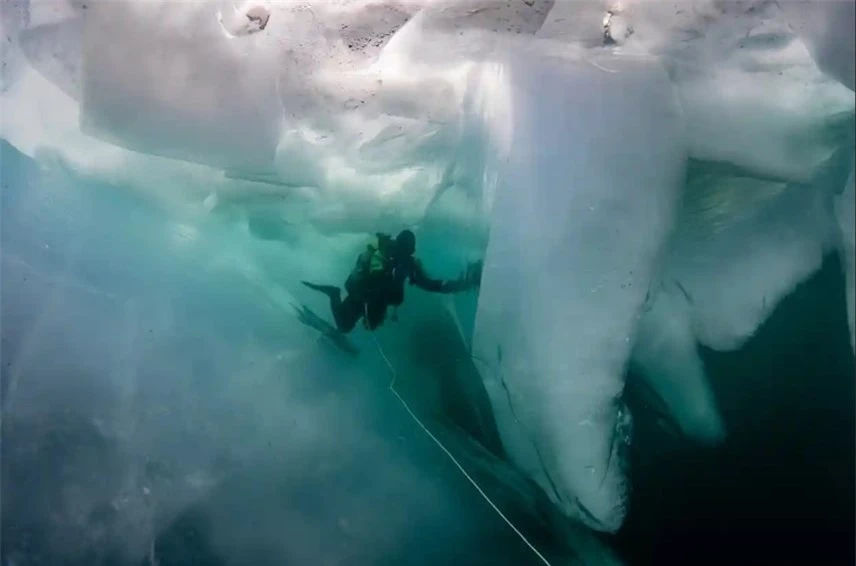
[364, 307, 553, 566]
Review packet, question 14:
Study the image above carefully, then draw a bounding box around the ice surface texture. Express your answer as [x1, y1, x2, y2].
[1, 140, 622, 565]
[1, 0, 854, 545]
[470, 51, 686, 532]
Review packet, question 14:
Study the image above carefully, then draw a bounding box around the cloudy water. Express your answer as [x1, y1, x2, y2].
[1, 2, 854, 565]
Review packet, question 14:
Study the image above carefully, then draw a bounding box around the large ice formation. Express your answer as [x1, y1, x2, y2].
[470, 51, 686, 532]
[1, 0, 853, 558]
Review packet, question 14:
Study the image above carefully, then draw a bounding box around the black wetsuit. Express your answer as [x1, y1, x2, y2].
[303, 235, 467, 333]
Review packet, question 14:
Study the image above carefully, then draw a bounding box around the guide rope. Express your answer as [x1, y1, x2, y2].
[364, 306, 553, 566]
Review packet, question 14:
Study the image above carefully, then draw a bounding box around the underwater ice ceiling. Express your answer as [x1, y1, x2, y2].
[1, 0, 854, 562]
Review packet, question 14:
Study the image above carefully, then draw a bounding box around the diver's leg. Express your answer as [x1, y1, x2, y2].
[302, 281, 344, 316]
[302, 281, 341, 299]
[333, 294, 364, 333]
[364, 300, 387, 331]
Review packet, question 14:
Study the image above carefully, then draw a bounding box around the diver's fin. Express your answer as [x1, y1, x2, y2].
[293, 302, 360, 357]
[301, 281, 341, 299]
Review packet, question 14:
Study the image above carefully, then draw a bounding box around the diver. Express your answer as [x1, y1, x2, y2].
[302, 229, 482, 333]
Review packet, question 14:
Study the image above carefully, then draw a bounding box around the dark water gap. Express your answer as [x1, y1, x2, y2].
[619, 253, 855, 565]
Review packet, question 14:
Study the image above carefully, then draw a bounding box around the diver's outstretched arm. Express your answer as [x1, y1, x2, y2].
[410, 259, 482, 294]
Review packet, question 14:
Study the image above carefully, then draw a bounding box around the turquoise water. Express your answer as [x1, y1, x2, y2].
[622, 253, 855, 564]
[0, 140, 593, 564]
[1, 3, 854, 561]
[2, 130, 853, 564]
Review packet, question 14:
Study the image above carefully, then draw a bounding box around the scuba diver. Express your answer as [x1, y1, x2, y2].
[302, 229, 482, 333]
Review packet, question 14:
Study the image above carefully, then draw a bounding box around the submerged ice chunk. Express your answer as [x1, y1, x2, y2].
[79, 1, 281, 171]
[540, 0, 854, 183]
[471, 48, 686, 533]
[19, 17, 83, 101]
[631, 282, 725, 445]
[0, 0, 29, 92]
[663, 159, 844, 353]
[780, 0, 855, 91]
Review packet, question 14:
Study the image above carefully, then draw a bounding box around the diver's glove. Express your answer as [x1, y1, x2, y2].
[464, 259, 483, 289]
[440, 278, 469, 293]
[442, 260, 484, 293]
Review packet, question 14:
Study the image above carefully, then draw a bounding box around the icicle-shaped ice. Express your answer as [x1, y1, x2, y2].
[471, 48, 686, 533]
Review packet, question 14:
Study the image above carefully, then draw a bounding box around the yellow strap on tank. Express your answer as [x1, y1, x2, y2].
[368, 236, 389, 274]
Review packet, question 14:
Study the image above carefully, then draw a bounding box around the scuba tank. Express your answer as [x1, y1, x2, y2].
[345, 233, 397, 295]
